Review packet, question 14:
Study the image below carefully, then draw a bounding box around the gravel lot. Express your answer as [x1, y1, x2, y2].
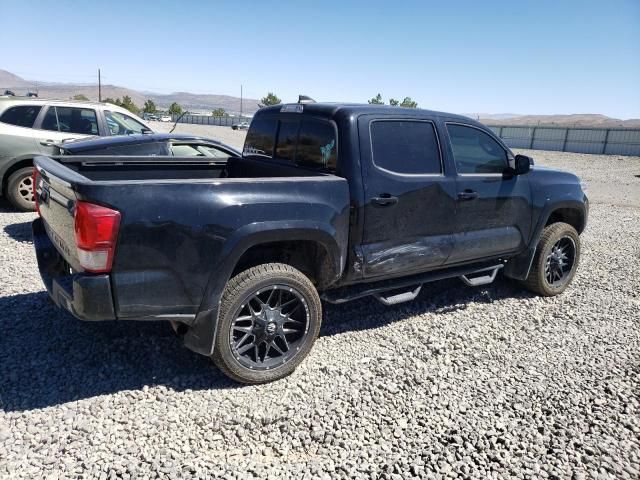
[1, 145, 639, 479]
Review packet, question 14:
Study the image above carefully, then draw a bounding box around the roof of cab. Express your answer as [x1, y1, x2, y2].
[255, 102, 476, 123]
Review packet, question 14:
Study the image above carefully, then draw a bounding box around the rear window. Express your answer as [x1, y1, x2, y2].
[244, 117, 277, 158]
[296, 119, 337, 170]
[244, 115, 337, 171]
[370, 120, 441, 174]
[0, 105, 42, 128]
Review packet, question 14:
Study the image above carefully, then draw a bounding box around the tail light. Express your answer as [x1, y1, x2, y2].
[74, 201, 121, 273]
[32, 167, 40, 216]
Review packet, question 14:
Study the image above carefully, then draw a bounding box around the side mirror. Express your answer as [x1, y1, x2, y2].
[514, 154, 532, 175]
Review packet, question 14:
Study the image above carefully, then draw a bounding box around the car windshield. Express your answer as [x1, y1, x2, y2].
[105, 110, 148, 135]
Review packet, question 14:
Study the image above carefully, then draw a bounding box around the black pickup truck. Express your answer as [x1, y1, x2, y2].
[32, 103, 588, 383]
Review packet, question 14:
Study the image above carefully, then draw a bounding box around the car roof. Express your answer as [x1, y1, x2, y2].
[59, 133, 239, 153]
[256, 102, 477, 124]
[0, 97, 150, 119]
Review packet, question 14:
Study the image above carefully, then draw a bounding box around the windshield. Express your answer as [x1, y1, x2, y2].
[105, 110, 149, 135]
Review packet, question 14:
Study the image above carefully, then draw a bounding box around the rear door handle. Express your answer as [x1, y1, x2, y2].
[457, 190, 479, 201]
[40, 139, 56, 147]
[372, 194, 398, 206]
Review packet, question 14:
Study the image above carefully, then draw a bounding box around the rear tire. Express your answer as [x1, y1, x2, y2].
[212, 263, 322, 384]
[522, 222, 580, 296]
[6, 167, 36, 212]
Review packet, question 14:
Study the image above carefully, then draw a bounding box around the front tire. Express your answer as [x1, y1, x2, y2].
[522, 222, 580, 296]
[212, 263, 322, 384]
[6, 167, 36, 212]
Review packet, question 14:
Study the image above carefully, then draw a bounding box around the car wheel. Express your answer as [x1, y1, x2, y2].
[212, 263, 322, 384]
[6, 167, 36, 212]
[522, 222, 580, 296]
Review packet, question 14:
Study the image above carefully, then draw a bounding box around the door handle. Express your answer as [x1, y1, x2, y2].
[40, 140, 55, 147]
[372, 194, 398, 206]
[457, 190, 479, 201]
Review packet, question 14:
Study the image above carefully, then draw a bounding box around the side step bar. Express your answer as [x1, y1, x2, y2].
[322, 263, 504, 306]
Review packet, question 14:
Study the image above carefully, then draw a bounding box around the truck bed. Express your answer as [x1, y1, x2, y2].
[50, 154, 332, 182]
[33, 154, 350, 325]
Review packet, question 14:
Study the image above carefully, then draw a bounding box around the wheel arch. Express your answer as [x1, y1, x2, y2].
[504, 200, 587, 281]
[183, 222, 345, 356]
[0, 156, 35, 196]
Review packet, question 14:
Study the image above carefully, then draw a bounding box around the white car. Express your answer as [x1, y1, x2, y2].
[160, 115, 172, 122]
[0, 97, 153, 210]
[231, 121, 250, 130]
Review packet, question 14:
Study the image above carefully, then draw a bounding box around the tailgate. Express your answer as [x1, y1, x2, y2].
[34, 156, 87, 271]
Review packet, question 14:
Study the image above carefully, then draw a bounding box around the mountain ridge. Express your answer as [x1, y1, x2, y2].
[2, 69, 638, 126]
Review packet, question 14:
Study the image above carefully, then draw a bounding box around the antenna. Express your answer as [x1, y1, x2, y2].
[98, 68, 102, 102]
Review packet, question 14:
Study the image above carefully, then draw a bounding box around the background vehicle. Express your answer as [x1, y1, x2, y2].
[33, 103, 588, 384]
[0, 98, 152, 210]
[231, 121, 250, 130]
[160, 115, 172, 122]
[57, 133, 241, 158]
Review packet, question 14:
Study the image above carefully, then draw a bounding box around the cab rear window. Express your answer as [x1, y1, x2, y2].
[244, 116, 337, 171]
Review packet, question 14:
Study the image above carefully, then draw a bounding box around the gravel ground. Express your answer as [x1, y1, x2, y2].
[1, 148, 639, 479]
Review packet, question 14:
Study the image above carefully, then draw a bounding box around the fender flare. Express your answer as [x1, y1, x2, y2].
[504, 198, 587, 281]
[183, 221, 345, 356]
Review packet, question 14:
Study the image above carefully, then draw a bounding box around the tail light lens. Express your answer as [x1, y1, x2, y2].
[32, 167, 40, 217]
[74, 201, 121, 273]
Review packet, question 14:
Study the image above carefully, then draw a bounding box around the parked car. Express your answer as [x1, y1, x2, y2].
[0, 98, 152, 210]
[160, 115, 172, 122]
[32, 102, 588, 384]
[231, 121, 250, 130]
[56, 133, 241, 158]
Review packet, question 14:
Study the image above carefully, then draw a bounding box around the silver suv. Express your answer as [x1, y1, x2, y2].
[0, 97, 153, 210]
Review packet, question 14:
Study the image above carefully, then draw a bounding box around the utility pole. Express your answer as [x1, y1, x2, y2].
[240, 84, 243, 121]
[98, 68, 102, 102]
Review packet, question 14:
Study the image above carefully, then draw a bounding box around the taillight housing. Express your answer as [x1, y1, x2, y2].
[74, 201, 121, 273]
[32, 167, 40, 217]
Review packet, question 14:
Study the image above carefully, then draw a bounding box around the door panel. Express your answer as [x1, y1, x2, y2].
[445, 123, 532, 263]
[359, 116, 457, 278]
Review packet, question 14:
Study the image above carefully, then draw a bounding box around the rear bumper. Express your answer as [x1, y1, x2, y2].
[33, 218, 116, 321]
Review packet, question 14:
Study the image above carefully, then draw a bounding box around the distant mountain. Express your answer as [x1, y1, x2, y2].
[463, 113, 523, 121]
[0, 69, 260, 115]
[479, 113, 640, 128]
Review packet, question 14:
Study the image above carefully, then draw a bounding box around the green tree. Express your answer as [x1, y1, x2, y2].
[102, 97, 120, 105]
[118, 95, 140, 114]
[400, 97, 418, 108]
[73, 94, 89, 101]
[143, 99, 157, 113]
[368, 93, 384, 105]
[168, 102, 183, 115]
[258, 92, 281, 108]
[389, 98, 400, 106]
[212, 108, 226, 117]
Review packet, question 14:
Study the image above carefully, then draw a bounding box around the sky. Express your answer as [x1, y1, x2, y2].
[1, 0, 639, 118]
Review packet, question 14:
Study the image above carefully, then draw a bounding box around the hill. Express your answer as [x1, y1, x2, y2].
[0, 69, 260, 115]
[478, 113, 640, 128]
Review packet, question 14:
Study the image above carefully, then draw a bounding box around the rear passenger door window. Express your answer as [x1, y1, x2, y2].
[447, 124, 507, 174]
[42, 107, 99, 135]
[370, 120, 441, 174]
[0, 105, 42, 128]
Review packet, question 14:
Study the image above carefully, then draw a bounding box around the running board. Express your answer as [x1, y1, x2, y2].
[460, 265, 502, 286]
[374, 286, 422, 306]
[322, 262, 505, 305]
